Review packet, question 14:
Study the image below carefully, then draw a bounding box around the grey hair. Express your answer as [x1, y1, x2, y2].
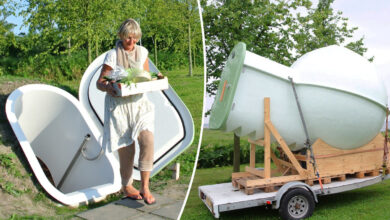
[118, 19, 142, 40]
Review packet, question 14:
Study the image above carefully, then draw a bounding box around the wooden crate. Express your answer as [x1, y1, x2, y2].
[305, 134, 385, 178]
[231, 97, 389, 194]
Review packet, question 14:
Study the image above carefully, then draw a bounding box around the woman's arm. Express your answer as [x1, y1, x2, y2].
[143, 57, 164, 79]
[143, 57, 150, 72]
[96, 64, 117, 97]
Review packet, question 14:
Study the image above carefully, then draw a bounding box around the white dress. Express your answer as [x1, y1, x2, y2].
[102, 45, 155, 152]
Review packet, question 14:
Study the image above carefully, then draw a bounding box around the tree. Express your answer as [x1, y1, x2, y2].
[292, 0, 369, 58]
[204, 0, 311, 94]
[141, 0, 177, 66]
[178, 0, 200, 77]
[22, 0, 126, 62]
[204, 0, 369, 95]
[0, 0, 16, 57]
[11, 0, 202, 77]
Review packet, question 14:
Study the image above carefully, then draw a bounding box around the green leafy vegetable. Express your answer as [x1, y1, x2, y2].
[105, 68, 155, 86]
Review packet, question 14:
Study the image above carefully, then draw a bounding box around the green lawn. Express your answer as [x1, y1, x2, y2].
[182, 129, 390, 220]
[165, 67, 204, 153]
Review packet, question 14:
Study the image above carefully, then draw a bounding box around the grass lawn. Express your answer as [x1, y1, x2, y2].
[182, 129, 390, 219]
[164, 67, 204, 153]
[200, 129, 249, 147]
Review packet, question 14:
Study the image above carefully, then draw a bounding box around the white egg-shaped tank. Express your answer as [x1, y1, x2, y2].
[209, 43, 387, 151]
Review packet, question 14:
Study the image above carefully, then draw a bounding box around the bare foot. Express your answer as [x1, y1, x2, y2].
[123, 185, 142, 200]
[140, 188, 156, 205]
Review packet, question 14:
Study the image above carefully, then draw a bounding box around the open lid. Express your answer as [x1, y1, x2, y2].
[79, 51, 194, 179]
[209, 42, 246, 130]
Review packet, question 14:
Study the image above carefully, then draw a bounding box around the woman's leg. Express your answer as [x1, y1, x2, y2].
[118, 143, 141, 199]
[138, 130, 155, 204]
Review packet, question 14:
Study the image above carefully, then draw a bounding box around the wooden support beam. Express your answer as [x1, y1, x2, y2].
[233, 134, 240, 172]
[245, 166, 265, 178]
[293, 154, 307, 161]
[245, 166, 280, 178]
[270, 149, 286, 174]
[244, 175, 305, 187]
[314, 148, 384, 159]
[248, 139, 265, 146]
[265, 120, 307, 177]
[355, 172, 365, 178]
[323, 177, 331, 184]
[232, 172, 253, 179]
[264, 98, 271, 179]
[250, 143, 256, 168]
[274, 158, 295, 169]
[337, 175, 346, 181]
[282, 167, 291, 176]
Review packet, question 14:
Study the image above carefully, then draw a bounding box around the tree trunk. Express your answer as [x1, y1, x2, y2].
[88, 37, 92, 64]
[188, 23, 193, 77]
[193, 46, 196, 69]
[153, 37, 158, 66]
[233, 134, 240, 172]
[86, 1, 92, 64]
[67, 36, 71, 56]
[95, 37, 99, 58]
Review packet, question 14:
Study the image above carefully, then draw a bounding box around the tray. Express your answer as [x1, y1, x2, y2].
[113, 77, 168, 96]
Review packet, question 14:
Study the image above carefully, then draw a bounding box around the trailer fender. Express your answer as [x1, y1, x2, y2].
[273, 181, 318, 209]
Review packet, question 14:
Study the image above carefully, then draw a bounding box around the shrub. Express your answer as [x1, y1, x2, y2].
[2, 50, 88, 80]
[197, 143, 272, 168]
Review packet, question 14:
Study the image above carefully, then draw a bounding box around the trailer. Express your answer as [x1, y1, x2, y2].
[199, 174, 390, 219]
[203, 43, 389, 219]
[200, 97, 390, 219]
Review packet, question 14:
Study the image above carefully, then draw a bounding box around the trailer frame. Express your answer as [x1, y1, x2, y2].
[199, 174, 390, 218]
[199, 97, 390, 219]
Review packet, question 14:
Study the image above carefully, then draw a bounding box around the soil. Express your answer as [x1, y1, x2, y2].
[0, 79, 189, 219]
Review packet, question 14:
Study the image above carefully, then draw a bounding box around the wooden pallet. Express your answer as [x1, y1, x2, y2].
[304, 169, 381, 186]
[233, 168, 383, 193]
[231, 97, 390, 195]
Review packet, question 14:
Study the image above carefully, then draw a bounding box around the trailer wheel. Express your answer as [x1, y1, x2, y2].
[279, 188, 315, 220]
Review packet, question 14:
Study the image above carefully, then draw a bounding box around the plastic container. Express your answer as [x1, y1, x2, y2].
[209, 43, 387, 150]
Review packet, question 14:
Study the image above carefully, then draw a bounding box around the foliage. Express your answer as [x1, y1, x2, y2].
[0, 0, 16, 56]
[292, 0, 370, 58]
[1, 0, 203, 80]
[0, 50, 87, 80]
[0, 180, 25, 196]
[0, 153, 22, 177]
[198, 143, 272, 168]
[203, 0, 369, 95]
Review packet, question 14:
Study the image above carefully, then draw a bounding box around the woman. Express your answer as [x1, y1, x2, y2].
[96, 18, 159, 205]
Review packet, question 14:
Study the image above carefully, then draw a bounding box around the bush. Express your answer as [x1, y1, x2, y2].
[150, 50, 204, 71]
[1, 50, 88, 80]
[197, 143, 274, 168]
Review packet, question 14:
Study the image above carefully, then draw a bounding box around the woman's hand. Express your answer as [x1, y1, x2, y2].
[157, 72, 164, 79]
[97, 64, 118, 96]
[104, 81, 118, 97]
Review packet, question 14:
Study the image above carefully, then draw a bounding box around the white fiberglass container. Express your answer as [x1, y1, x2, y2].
[80, 52, 195, 180]
[6, 52, 194, 206]
[6, 84, 120, 206]
[209, 43, 387, 151]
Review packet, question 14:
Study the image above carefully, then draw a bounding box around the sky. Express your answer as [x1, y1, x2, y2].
[204, 0, 390, 127]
